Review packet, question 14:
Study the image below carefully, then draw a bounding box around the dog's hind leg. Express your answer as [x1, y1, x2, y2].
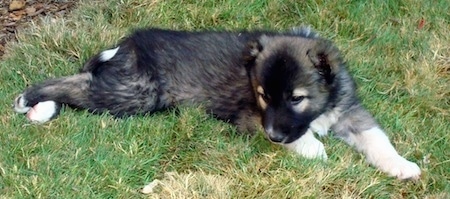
[14, 73, 92, 123]
[331, 106, 421, 180]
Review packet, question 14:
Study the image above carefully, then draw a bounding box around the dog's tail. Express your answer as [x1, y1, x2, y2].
[81, 47, 121, 73]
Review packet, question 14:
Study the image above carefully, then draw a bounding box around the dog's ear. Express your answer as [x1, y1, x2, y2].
[243, 35, 272, 62]
[247, 41, 262, 58]
[307, 40, 343, 84]
[243, 39, 263, 65]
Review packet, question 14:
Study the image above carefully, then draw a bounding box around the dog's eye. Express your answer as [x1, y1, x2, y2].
[291, 96, 305, 105]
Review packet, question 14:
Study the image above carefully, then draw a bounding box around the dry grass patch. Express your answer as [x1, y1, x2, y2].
[142, 171, 234, 198]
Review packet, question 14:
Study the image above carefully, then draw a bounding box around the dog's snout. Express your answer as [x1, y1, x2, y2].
[268, 133, 286, 143]
[265, 127, 287, 143]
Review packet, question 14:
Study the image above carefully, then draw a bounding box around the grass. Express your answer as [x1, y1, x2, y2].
[0, 0, 449, 198]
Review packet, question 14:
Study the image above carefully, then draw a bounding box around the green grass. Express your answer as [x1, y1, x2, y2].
[1, 0, 449, 198]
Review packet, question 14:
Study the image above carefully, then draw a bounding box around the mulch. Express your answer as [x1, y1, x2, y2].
[0, 0, 78, 59]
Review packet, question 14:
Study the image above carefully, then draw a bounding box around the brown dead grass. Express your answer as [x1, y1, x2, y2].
[143, 171, 234, 199]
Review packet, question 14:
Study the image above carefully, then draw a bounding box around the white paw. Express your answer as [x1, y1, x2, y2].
[309, 120, 330, 137]
[375, 156, 421, 180]
[26, 101, 58, 123]
[309, 110, 340, 137]
[14, 94, 31, 113]
[354, 127, 422, 180]
[284, 130, 328, 160]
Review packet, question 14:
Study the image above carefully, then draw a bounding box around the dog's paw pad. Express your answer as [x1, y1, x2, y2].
[285, 133, 328, 160]
[26, 101, 59, 123]
[14, 94, 31, 113]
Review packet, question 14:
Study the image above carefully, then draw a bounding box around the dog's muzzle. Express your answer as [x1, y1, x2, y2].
[265, 126, 305, 144]
[265, 126, 288, 143]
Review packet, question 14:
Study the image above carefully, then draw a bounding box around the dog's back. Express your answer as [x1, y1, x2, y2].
[15, 29, 264, 122]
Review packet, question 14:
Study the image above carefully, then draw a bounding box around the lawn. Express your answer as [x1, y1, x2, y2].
[0, 0, 449, 198]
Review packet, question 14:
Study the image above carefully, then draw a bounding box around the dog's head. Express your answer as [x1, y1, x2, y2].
[246, 35, 343, 143]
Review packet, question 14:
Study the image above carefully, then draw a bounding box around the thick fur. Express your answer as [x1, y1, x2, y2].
[14, 27, 421, 180]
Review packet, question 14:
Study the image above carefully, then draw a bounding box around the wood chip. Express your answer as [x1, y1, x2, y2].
[25, 7, 37, 15]
[3, 22, 17, 27]
[9, 11, 24, 21]
[28, 8, 44, 17]
[9, 0, 26, 11]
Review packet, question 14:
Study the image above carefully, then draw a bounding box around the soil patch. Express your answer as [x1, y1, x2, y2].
[0, 0, 78, 58]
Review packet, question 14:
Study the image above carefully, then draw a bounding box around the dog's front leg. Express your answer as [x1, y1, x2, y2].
[341, 126, 421, 180]
[233, 109, 263, 135]
[332, 106, 421, 180]
[284, 130, 328, 160]
[281, 110, 342, 160]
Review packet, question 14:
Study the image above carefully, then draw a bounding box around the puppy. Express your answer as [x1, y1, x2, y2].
[14, 27, 421, 180]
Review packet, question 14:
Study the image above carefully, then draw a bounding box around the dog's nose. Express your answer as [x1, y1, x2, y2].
[268, 133, 285, 143]
[265, 127, 286, 143]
